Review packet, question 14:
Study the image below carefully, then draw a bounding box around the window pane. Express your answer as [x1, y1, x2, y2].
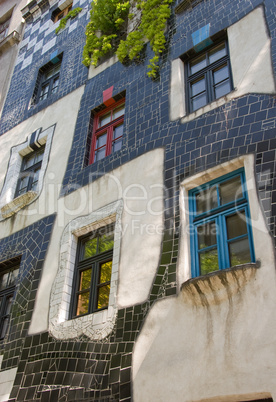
[197, 221, 217, 249]
[79, 269, 92, 291]
[8, 268, 19, 287]
[191, 93, 207, 111]
[97, 285, 110, 309]
[76, 291, 90, 316]
[18, 176, 29, 194]
[213, 64, 229, 85]
[215, 80, 231, 99]
[0, 272, 9, 290]
[209, 42, 226, 64]
[5, 295, 13, 315]
[96, 132, 107, 148]
[99, 112, 111, 127]
[52, 77, 59, 94]
[191, 77, 206, 97]
[196, 185, 218, 214]
[40, 84, 49, 100]
[34, 149, 44, 164]
[95, 148, 106, 162]
[113, 104, 125, 120]
[1, 317, 9, 339]
[229, 237, 251, 266]
[190, 54, 207, 74]
[99, 232, 114, 253]
[226, 212, 248, 239]
[220, 176, 243, 205]
[99, 261, 112, 283]
[113, 123, 124, 140]
[83, 238, 98, 259]
[199, 248, 219, 275]
[113, 138, 122, 153]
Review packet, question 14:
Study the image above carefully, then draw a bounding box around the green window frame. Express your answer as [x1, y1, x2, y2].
[189, 169, 255, 277]
[70, 224, 115, 318]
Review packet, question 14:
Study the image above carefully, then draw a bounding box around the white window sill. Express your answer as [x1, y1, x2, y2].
[1, 191, 38, 219]
[180, 262, 260, 306]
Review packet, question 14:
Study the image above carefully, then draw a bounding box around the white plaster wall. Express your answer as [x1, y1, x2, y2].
[29, 148, 164, 335]
[0, 85, 85, 236]
[0, 366, 17, 402]
[133, 155, 276, 401]
[170, 6, 276, 122]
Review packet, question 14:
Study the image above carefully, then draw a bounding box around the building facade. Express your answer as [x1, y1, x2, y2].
[0, 0, 275, 401]
[0, 0, 27, 117]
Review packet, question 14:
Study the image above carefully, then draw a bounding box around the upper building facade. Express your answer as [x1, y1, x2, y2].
[0, 0, 275, 400]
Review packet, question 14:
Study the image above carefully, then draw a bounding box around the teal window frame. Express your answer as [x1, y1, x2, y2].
[189, 169, 255, 278]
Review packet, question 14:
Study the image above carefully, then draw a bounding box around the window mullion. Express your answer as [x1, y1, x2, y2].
[219, 214, 230, 269]
[106, 127, 113, 156]
[90, 262, 99, 313]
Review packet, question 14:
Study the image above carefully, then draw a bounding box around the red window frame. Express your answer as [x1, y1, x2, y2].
[89, 99, 125, 164]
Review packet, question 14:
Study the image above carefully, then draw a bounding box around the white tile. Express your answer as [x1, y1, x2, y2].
[41, 37, 56, 55]
[21, 55, 33, 70]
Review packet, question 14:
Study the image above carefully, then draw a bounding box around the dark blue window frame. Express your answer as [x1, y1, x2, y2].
[189, 169, 255, 278]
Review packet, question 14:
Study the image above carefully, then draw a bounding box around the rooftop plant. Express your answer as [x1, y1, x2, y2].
[83, 0, 173, 78]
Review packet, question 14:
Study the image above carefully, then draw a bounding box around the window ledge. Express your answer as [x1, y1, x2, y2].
[180, 262, 260, 306]
[1, 191, 38, 219]
[0, 30, 21, 52]
[180, 90, 236, 123]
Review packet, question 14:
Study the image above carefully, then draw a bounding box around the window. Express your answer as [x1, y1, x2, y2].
[71, 224, 115, 318]
[38, 62, 61, 102]
[189, 169, 255, 277]
[0, 259, 20, 339]
[186, 40, 233, 112]
[90, 100, 125, 164]
[15, 146, 45, 197]
[0, 16, 10, 41]
[52, 3, 73, 23]
[32, 54, 63, 105]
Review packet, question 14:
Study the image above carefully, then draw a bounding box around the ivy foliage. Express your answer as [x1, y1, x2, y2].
[83, 0, 173, 78]
[55, 7, 83, 34]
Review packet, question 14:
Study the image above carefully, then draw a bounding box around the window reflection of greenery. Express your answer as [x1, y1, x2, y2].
[192, 172, 253, 277]
[74, 226, 114, 317]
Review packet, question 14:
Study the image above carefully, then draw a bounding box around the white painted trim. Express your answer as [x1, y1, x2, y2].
[0, 124, 55, 220]
[48, 200, 123, 340]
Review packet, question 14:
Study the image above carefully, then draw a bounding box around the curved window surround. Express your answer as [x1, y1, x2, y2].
[0, 125, 55, 219]
[49, 200, 123, 340]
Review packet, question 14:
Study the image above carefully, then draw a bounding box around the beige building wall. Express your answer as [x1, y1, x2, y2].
[0, 0, 27, 117]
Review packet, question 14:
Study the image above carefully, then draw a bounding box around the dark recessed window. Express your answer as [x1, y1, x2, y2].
[189, 169, 255, 277]
[32, 54, 63, 105]
[0, 258, 21, 339]
[15, 146, 45, 197]
[186, 40, 233, 112]
[89, 99, 125, 164]
[71, 224, 114, 318]
[52, 3, 72, 23]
